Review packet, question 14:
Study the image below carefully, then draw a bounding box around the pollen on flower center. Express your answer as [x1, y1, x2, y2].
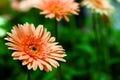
[54, 5, 60, 9]
[31, 46, 37, 51]
[96, 0, 103, 5]
[25, 44, 40, 55]
[52, 5, 62, 13]
[29, 45, 38, 52]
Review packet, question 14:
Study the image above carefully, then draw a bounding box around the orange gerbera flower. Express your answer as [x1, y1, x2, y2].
[81, 0, 114, 16]
[35, 0, 79, 22]
[5, 23, 66, 72]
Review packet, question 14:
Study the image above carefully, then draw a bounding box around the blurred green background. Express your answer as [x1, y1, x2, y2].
[0, 0, 120, 80]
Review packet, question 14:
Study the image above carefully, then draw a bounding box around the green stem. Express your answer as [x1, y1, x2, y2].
[92, 13, 100, 67]
[99, 16, 110, 73]
[54, 19, 63, 80]
[54, 19, 58, 40]
[28, 70, 30, 80]
[92, 13, 101, 80]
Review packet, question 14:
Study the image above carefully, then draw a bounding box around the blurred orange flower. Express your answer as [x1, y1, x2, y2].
[81, 0, 114, 16]
[11, 0, 39, 11]
[5, 23, 66, 72]
[11, 0, 20, 11]
[35, 0, 79, 22]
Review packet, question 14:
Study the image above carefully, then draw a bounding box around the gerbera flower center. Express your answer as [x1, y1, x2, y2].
[29, 45, 38, 52]
[54, 6, 60, 9]
[32, 46, 37, 51]
[24, 43, 40, 55]
[51, 5, 63, 14]
[91, 0, 105, 9]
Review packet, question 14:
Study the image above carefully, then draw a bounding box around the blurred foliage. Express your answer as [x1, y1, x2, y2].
[0, 0, 120, 80]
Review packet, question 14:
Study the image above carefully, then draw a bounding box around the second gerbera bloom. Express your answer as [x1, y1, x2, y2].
[35, 0, 79, 22]
[81, 0, 114, 16]
[5, 23, 66, 72]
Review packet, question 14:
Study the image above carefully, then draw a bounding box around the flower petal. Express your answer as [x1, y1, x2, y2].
[45, 58, 59, 68]
[39, 60, 52, 72]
